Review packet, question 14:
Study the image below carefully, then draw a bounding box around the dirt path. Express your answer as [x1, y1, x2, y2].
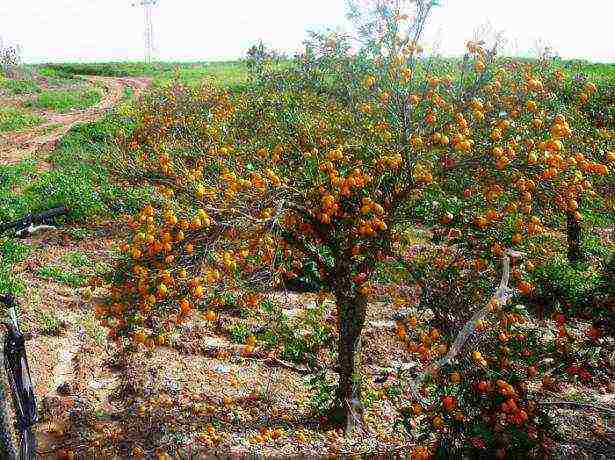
[0, 75, 151, 167]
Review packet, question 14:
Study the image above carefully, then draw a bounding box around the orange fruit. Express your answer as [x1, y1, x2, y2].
[442, 396, 456, 411]
[518, 281, 533, 295]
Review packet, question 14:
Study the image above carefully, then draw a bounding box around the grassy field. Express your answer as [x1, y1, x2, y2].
[0, 76, 41, 95]
[0, 117, 152, 219]
[558, 60, 615, 83]
[0, 114, 153, 293]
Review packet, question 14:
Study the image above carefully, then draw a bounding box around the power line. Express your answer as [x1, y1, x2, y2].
[132, 0, 159, 63]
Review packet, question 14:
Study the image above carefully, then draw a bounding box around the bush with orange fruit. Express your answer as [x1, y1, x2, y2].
[98, 0, 612, 453]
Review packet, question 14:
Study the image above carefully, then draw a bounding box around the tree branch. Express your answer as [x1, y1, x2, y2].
[538, 400, 615, 417]
[278, 227, 333, 284]
[402, 249, 523, 406]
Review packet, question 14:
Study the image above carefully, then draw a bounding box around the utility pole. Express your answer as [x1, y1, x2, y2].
[133, 0, 159, 63]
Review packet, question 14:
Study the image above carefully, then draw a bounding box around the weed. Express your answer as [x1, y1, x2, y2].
[38, 310, 64, 336]
[122, 86, 134, 100]
[0, 107, 43, 132]
[83, 311, 106, 346]
[0, 78, 40, 95]
[0, 271, 24, 295]
[306, 370, 336, 416]
[0, 239, 31, 265]
[92, 261, 112, 276]
[0, 239, 30, 295]
[37, 66, 72, 79]
[228, 322, 251, 344]
[61, 251, 90, 268]
[65, 227, 93, 241]
[27, 88, 102, 112]
[38, 266, 85, 287]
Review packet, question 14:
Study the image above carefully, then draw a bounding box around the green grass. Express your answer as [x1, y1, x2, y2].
[0, 107, 154, 295]
[83, 310, 106, 345]
[0, 159, 41, 222]
[38, 265, 86, 287]
[0, 77, 40, 95]
[38, 310, 64, 336]
[26, 58, 615, 91]
[0, 107, 43, 133]
[92, 260, 113, 276]
[229, 322, 251, 344]
[122, 85, 135, 101]
[64, 227, 95, 241]
[27, 88, 102, 112]
[0, 114, 155, 224]
[557, 60, 615, 84]
[36, 66, 72, 79]
[61, 251, 90, 268]
[0, 239, 31, 264]
[0, 239, 31, 295]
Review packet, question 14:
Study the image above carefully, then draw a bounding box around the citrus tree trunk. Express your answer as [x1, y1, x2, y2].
[331, 289, 367, 432]
[566, 211, 583, 263]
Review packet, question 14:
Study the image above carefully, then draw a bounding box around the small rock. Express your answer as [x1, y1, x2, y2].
[214, 364, 230, 374]
[162, 375, 181, 393]
[390, 360, 420, 372]
[88, 378, 117, 390]
[369, 320, 396, 329]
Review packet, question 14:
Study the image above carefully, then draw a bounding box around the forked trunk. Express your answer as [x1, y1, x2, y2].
[330, 290, 367, 432]
[566, 212, 583, 263]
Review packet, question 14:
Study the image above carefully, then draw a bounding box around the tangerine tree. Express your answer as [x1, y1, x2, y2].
[97, 0, 613, 435]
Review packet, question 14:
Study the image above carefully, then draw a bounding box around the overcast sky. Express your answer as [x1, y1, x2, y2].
[1, 0, 613, 63]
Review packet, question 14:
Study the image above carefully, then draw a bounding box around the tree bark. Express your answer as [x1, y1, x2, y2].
[566, 212, 583, 263]
[330, 290, 367, 432]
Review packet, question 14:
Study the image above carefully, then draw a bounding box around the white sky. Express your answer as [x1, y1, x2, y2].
[0, 0, 613, 63]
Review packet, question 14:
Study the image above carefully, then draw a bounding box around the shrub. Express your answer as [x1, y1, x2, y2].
[530, 257, 604, 311]
[38, 266, 86, 287]
[397, 306, 554, 457]
[246, 40, 286, 82]
[38, 310, 65, 336]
